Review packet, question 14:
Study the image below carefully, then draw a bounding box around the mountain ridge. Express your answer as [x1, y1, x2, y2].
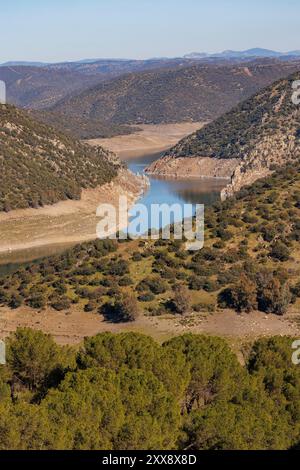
[2, 48, 300, 67]
[146, 71, 300, 197]
[37, 60, 300, 139]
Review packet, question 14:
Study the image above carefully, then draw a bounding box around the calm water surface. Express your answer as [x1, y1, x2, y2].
[126, 152, 227, 232]
[0, 152, 228, 274]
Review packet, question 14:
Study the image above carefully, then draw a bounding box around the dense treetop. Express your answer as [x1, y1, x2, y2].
[0, 328, 299, 450]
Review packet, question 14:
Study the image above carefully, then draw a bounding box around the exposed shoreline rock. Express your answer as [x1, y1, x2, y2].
[145, 128, 300, 201]
[145, 155, 239, 179]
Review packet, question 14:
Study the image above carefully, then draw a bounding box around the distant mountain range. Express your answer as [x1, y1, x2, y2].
[0, 58, 192, 72]
[1, 51, 300, 140]
[184, 48, 300, 59]
[2, 48, 300, 67]
[0, 61, 50, 67]
[0, 58, 199, 111]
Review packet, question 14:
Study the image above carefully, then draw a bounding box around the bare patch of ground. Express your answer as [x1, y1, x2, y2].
[1, 304, 299, 346]
[87, 122, 206, 159]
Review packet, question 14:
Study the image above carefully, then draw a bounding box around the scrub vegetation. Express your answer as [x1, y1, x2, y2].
[1, 161, 300, 317]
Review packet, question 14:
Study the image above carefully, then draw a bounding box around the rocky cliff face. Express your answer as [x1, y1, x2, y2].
[145, 155, 239, 179]
[221, 129, 299, 199]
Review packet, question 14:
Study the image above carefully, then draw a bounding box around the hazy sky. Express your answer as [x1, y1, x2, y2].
[1, 0, 299, 62]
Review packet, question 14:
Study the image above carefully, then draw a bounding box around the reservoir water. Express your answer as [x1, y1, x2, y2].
[0, 151, 227, 275]
[126, 152, 227, 232]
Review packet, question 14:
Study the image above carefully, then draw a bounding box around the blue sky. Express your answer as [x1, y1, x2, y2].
[1, 0, 299, 62]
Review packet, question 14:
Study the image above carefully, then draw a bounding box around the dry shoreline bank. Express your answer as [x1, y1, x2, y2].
[87, 122, 206, 159]
[0, 169, 147, 257]
[145, 155, 239, 180]
[0, 122, 206, 259]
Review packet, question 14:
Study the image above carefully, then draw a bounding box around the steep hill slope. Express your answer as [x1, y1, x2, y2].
[146, 72, 300, 196]
[0, 59, 198, 111]
[34, 109, 139, 140]
[39, 60, 300, 139]
[0, 104, 117, 211]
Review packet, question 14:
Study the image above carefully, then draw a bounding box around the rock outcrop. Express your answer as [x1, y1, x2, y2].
[145, 155, 239, 179]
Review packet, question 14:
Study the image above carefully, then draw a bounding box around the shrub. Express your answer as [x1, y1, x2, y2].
[50, 296, 71, 311]
[132, 252, 142, 262]
[171, 284, 191, 315]
[256, 273, 291, 315]
[114, 292, 141, 322]
[118, 276, 134, 286]
[270, 241, 291, 261]
[137, 277, 168, 295]
[84, 301, 99, 312]
[138, 292, 155, 302]
[8, 293, 23, 309]
[218, 274, 258, 313]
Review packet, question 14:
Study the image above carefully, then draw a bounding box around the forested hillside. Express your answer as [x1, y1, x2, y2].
[0, 104, 117, 211]
[0, 59, 195, 110]
[167, 71, 300, 160]
[0, 328, 299, 450]
[39, 60, 300, 139]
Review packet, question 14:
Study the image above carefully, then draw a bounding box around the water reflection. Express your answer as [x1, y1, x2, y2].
[127, 152, 227, 232]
